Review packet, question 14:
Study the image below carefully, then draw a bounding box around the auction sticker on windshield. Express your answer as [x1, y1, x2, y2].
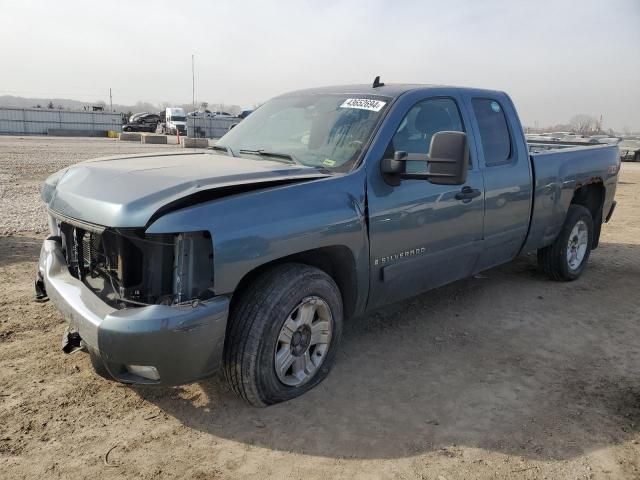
[340, 98, 386, 112]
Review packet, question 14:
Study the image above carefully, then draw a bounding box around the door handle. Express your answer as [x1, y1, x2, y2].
[455, 186, 481, 201]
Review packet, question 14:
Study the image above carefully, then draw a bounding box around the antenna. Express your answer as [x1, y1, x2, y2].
[372, 76, 384, 88]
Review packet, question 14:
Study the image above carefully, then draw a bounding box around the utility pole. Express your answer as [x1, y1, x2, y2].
[192, 54, 195, 110]
[599, 114, 603, 134]
[109, 88, 113, 112]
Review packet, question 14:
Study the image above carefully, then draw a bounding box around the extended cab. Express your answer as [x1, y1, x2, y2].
[36, 82, 619, 406]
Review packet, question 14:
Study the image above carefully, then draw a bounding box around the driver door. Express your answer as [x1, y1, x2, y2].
[366, 95, 485, 308]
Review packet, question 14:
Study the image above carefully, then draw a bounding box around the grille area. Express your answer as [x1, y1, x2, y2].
[58, 224, 106, 281]
[56, 220, 214, 309]
[81, 231, 102, 272]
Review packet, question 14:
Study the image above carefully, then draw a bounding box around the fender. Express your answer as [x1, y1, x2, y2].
[146, 170, 370, 309]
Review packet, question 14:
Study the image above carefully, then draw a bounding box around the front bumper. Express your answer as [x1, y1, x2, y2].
[37, 237, 229, 385]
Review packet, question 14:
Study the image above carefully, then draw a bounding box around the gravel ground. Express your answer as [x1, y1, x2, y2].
[1, 136, 639, 479]
[0, 136, 181, 235]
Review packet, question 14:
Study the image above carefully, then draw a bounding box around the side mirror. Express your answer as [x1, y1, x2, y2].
[381, 131, 469, 186]
[426, 131, 469, 185]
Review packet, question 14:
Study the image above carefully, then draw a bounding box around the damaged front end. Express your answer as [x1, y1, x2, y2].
[38, 212, 229, 385]
[54, 216, 215, 309]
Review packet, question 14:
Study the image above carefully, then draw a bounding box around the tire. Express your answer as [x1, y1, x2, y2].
[537, 204, 594, 281]
[634, 152, 640, 163]
[223, 263, 343, 406]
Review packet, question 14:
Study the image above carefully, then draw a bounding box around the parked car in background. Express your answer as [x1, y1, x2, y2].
[122, 113, 160, 132]
[561, 135, 602, 144]
[188, 110, 233, 117]
[128, 112, 149, 123]
[589, 135, 620, 146]
[189, 110, 212, 117]
[619, 139, 640, 162]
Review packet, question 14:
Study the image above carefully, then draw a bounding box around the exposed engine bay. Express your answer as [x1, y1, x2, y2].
[55, 217, 214, 309]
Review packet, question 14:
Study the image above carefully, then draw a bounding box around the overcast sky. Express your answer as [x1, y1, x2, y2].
[2, 0, 639, 130]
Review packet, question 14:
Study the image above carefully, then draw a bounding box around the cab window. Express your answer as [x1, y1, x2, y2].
[387, 98, 465, 172]
[471, 98, 512, 166]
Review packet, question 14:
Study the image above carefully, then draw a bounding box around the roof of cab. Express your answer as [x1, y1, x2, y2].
[278, 83, 507, 100]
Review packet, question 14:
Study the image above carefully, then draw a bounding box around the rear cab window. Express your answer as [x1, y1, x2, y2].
[471, 98, 512, 166]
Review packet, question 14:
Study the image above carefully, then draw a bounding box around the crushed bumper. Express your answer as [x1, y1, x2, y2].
[37, 237, 229, 385]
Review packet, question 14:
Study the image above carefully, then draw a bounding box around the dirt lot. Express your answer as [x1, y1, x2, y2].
[1, 136, 639, 479]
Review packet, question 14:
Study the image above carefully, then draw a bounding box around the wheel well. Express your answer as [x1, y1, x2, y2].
[229, 246, 358, 319]
[571, 181, 604, 248]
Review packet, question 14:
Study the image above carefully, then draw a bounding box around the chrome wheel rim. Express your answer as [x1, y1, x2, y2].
[566, 220, 589, 270]
[274, 296, 333, 387]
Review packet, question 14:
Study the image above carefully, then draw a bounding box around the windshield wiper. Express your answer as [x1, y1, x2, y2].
[210, 144, 236, 157]
[238, 149, 301, 165]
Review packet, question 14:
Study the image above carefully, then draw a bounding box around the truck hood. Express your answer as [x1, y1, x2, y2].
[43, 151, 330, 228]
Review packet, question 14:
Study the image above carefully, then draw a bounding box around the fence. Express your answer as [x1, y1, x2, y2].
[187, 115, 240, 139]
[0, 107, 123, 135]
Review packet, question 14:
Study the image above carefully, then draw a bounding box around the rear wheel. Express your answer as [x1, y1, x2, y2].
[223, 264, 343, 406]
[537, 204, 594, 281]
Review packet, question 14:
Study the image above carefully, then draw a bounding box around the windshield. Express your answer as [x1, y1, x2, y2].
[170, 116, 186, 122]
[218, 94, 390, 171]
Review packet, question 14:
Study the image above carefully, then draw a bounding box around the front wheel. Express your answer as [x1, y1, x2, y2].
[223, 264, 343, 406]
[537, 204, 594, 281]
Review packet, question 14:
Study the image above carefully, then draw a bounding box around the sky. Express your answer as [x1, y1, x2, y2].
[1, 0, 639, 130]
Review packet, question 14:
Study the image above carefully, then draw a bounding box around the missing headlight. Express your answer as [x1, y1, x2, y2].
[56, 220, 214, 309]
[173, 231, 215, 304]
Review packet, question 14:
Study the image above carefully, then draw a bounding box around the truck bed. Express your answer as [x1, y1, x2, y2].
[527, 140, 603, 153]
[523, 144, 620, 252]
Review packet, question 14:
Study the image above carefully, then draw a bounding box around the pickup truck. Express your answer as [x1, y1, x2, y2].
[36, 81, 620, 406]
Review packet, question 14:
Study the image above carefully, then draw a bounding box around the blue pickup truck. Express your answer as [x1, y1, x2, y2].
[36, 80, 619, 406]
